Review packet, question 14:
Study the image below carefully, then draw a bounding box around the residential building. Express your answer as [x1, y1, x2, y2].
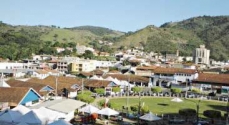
[69, 60, 96, 73]
[151, 67, 198, 88]
[193, 45, 210, 65]
[76, 44, 94, 54]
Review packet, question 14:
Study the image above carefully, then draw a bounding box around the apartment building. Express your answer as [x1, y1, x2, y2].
[69, 60, 96, 73]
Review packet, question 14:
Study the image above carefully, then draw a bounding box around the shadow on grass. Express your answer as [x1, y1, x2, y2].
[157, 103, 169, 106]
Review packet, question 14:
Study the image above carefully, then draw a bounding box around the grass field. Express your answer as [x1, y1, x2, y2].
[104, 97, 227, 117]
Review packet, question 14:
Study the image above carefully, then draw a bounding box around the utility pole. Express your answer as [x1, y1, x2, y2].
[81, 78, 84, 94]
[226, 91, 229, 125]
[137, 93, 141, 125]
[55, 76, 58, 99]
[126, 75, 130, 116]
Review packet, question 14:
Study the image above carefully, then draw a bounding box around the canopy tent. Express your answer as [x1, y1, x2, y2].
[36, 107, 65, 122]
[140, 112, 161, 121]
[15, 110, 46, 125]
[17, 122, 29, 125]
[48, 119, 72, 125]
[12, 105, 31, 115]
[0, 110, 22, 122]
[171, 97, 183, 102]
[79, 105, 100, 114]
[96, 107, 119, 116]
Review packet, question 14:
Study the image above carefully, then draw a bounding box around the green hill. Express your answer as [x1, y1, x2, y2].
[114, 16, 229, 61]
[114, 25, 203, 56]
[161, 16, 229, 61]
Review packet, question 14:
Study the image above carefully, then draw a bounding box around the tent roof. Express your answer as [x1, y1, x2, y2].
[140, 112, 161, 121]
[97, 107, 119, 116]
[15, 110, 43, 124]
[17, 122, 29, 125]
[0, 110, 22, 122]
[48, 119, 72, 125]
[12, 105, 31, 115]
[79, 105, 100, 114]
[171, 97, 183, 102]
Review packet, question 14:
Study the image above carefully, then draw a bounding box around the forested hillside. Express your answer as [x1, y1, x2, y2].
[161, 16, 229, 61]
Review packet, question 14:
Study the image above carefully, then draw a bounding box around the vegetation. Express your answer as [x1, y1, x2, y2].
[151, 87, 162, 93]
[171, 88, 182, 94]
[179, 108, 196, 121]
[77, 91, 95, 104]
[131, 87, 142, 93]
[94, 88, 105, 95]
[203, 110, 221, 118]
[112, 87, 121, 93]
[1, 16, 229, 61]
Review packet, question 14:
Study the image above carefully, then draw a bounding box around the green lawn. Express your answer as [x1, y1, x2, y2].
[104, 97, 227, 117]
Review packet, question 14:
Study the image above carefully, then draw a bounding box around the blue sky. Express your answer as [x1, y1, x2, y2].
[0, 0, 229, 32]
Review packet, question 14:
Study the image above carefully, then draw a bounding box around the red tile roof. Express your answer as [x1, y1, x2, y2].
[153, 67, 196, 74]
[193, 73, 229, 85]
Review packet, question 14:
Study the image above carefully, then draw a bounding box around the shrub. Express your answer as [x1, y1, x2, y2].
[203, 110, 221, 118]
[130, 105, 138, 112]
[179, 108, 196, 117]
[78, 90, 92, 95]
[77, 94, 95, 103]
[132, 87, 142, 93]
[94, 88, 105, 95]
[171, 88, 181, 94]
[191, 88, 201, 93]
[141, 105, 149, 114]
[112, 87, 121, 93]
[151, 87, 162, 93]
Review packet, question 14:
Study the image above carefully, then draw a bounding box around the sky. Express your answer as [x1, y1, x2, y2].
[0, 0, 229, 32]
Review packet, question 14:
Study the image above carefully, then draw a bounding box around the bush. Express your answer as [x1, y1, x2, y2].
[151, 87, 162, 93]
[130, 105, 138, 112]
[191, 88, 201, 93]
[94, 88, 105, 95]
[132, 87, 142, 93]
[203, 110, 221, 118]
[179, 108, 196, 117]
[97, 100, 116, 108]
[141, 105, 149, 114]
[77, 94, 95, 103]
[78, 90, 92, 95]
[171, 88, 181, 94]
[112, 87, 121, 93]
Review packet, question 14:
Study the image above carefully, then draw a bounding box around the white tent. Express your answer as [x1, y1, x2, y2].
[79, 105, 100, 114]
[48, 119, 72, 125]
[12, 105, 31, 115]
[15, 110, 46, 125]
[140, 112, 161, 121]
[171, 97, 183, 102]
[0, 110, 22, 122]
[96, 107, 119, 116]
[36, 107, 65, 122]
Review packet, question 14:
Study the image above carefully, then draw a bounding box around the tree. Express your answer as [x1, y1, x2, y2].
[82, 50, 94, 59]
[132, 87, 142, 94]
[151, 87, 162, 93]
[94, 88, 105, 95]
[130, 105, 138, 112]
[112, 87, 121, 93]
[171, 88, 182, 96]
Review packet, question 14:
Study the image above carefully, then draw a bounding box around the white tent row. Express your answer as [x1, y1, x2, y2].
[0, 105, 66, 125]
[140, 112, 161, 121]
